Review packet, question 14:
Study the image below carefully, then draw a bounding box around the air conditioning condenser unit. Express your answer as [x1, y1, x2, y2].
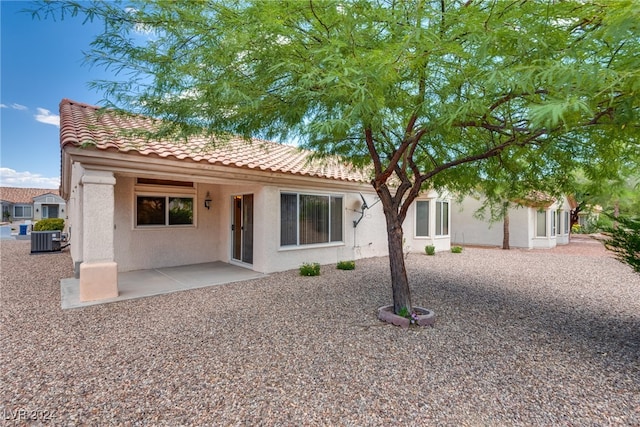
[31, 231, 62, 254]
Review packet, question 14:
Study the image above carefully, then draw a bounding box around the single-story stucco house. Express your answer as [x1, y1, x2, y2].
[451, 192, 571, 249]
[0, 187, 66, 224]
[59, 99, 451, 302]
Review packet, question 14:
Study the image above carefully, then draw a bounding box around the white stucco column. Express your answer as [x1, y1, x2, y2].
[79, 170, 118, 301]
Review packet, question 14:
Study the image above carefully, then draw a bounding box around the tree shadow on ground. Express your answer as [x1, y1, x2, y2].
[410, 268, 640, 372]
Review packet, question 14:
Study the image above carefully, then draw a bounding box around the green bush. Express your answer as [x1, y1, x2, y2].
[336, 260, 355, 270]
[33, 218, 64, 231]
[604, 216, 640, 273]
[576, 216, 613, 234]
[425, 245, 436, 256]
[300, 262, 321, 276]
[451, 246, 463, 253]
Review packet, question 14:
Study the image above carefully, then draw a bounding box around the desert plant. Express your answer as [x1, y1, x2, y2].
[425, 245, 436, 256]
[451, 246, 463, 253]
[336, 260, 355, 270]
[33, 218, 64, 231]
[604, 215, 640, 273]
[299, 262, 321, 276]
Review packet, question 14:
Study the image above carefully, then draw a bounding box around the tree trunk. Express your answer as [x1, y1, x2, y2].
[386, 213, 412, 314]
[502, 202, 510, 250]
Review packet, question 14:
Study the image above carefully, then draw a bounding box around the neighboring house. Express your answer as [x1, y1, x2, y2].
[567, 195, 603, 230]
[451, 192, 571, 249]
[0, 187, 66, 224]
[59, 99, 451, 302]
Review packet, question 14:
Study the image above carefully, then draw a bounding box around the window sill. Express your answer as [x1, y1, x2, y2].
[134, 225, 196, 230]
[278, 242, 344, 251]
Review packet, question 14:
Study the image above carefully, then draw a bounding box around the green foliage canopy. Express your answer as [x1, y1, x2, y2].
[35, 0, 640, 312]
[36, 1, 639, 199]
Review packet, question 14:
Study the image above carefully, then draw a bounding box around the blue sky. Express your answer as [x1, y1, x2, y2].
[1, 1, 115, 188]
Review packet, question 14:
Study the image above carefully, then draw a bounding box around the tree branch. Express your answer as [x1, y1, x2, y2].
[420, 129, 548, 183]
[309, 0, 331, 37]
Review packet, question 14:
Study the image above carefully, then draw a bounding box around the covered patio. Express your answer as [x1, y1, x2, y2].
[61, 261, 267, 309]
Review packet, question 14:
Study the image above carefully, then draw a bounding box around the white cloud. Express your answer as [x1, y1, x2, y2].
[11, 103, 27, 111]
[34, 108, 60, 127]
[0, 168, 60, 189]
[0, 104, 7, 108]
[124, 7, 156, 36]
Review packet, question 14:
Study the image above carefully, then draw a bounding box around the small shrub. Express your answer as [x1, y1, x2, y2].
[300, 262, 321, 276]
[33, 218, 64, 231]
[425, 245, 436, 256]
[451, 246, 463, 253]
[336, 260, 355, 270]
[397, 306, 411, 318]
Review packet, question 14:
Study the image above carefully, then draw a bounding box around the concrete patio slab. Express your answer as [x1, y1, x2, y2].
[61, 261, 267, 309]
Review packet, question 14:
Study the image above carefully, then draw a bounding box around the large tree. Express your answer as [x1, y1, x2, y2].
[37, 0, 639, 314]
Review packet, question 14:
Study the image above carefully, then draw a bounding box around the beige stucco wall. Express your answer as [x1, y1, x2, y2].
[113, 176, 223, 272]
[452, 195, 571, 249]
[255, 185, 390, 273]
[66, 161, 452, 275]
[79, 170, 117, 263]
[451, 196, 532, 248]
[112, 179, 395, 274]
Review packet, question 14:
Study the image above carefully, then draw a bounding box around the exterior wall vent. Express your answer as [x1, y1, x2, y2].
[31, 231, 62, 253]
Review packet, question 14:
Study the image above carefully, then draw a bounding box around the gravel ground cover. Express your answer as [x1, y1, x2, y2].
[1, 237, 639, 426]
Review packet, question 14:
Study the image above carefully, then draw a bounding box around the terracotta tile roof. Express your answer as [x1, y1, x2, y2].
[60, 99, 370, 183]
[0, 187, 59, 204]
[513, 190, 558, 208]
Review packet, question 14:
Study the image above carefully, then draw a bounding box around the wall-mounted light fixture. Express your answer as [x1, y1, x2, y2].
[35, 208, 39, 213]
[204, 191, 212, 210]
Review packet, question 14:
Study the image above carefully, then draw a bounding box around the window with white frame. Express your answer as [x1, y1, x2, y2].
[280, 192, 343, 246]
[415, 200, 430, 237]
[435, 200, 449, 236]
[536, 210, 547, 237]
[564, 211, 570, 234]
[135, 179, 195, 227]
[13, 205, 32, 218]
[551, 210, 557, 236]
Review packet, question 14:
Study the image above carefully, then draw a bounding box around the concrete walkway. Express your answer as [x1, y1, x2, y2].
[61, 261, 267, 309]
